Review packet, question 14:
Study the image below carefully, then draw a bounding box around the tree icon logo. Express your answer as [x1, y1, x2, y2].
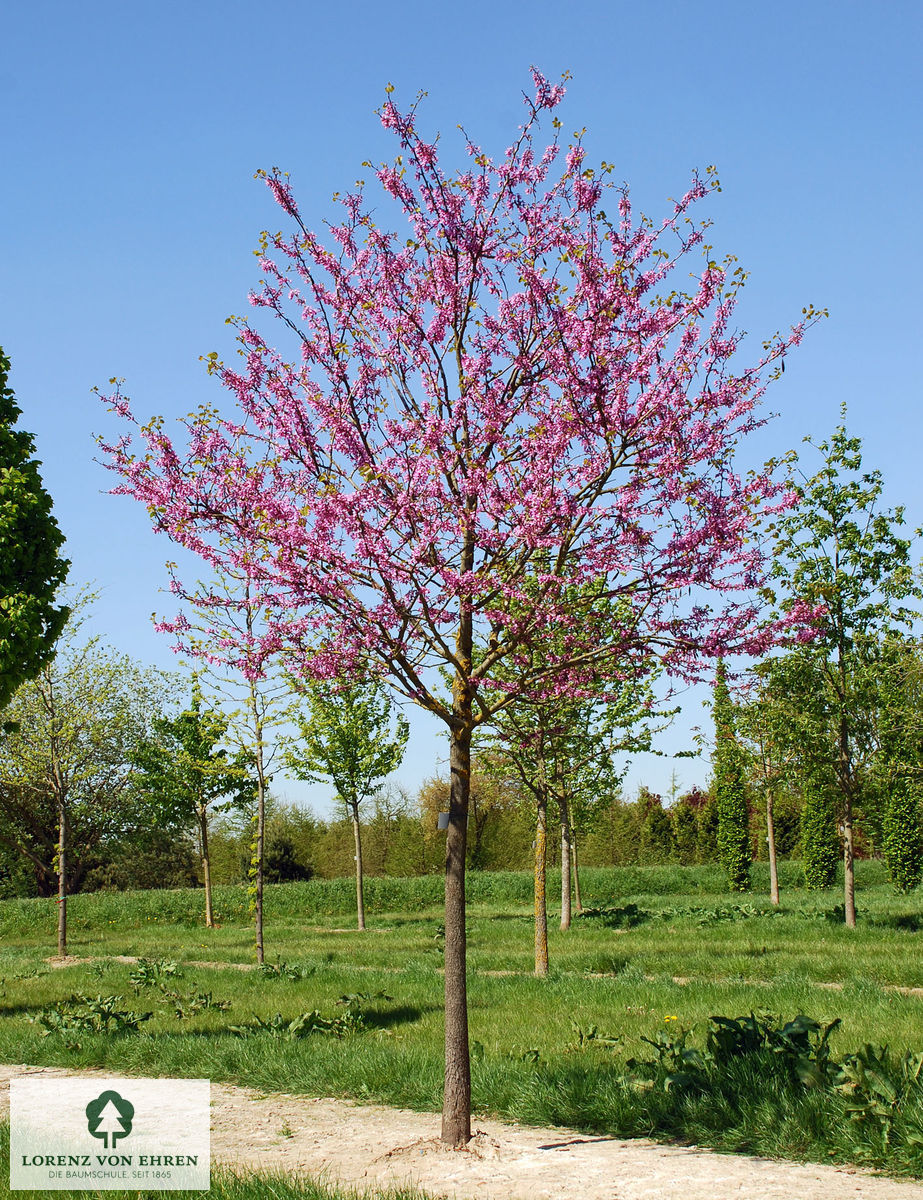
[85, 1090, 134, 1149]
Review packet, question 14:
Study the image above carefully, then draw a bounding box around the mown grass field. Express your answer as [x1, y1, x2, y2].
[3, 861, 923, 1194]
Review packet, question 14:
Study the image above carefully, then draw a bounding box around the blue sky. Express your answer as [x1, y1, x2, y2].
[3, 0, 921, 815]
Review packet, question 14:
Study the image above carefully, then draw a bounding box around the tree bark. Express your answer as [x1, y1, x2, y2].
[766, 789, 780, 906]
[198, 803, 214, 928]
[250, 686, 266, 964]
[838, 702, 857, 928]
[353, 806, 366, 931]
[442, 619, 472, 1149]
[572, 830, 584, 914]
[534, 792, 548, 976]
[254, 779, 265, 962]
[56, 803, 67, 957]
[560, 796, 572, 931]
[843, 790, 857, 928]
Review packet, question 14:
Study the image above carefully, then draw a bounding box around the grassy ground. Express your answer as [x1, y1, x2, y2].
[3, 861, 923, 1183]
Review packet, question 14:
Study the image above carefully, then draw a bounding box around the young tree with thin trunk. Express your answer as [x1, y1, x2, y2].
[284, 677, 408, 930]
[768, 414, 920, 926]
[735, 656, 807, 905]
[157, 572, 292, 963]
[132, 681, 252, 928]
[482, 663, 660, 969]
[101, 72, 817, 1144]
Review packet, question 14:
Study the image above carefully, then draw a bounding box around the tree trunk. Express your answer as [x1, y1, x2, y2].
[766, 789, 780, 906]
[838, 704, 857, 928]
[843, 791, 857, 928]
[560, 796, 572, 931]
[56, 803, 67, 958]
[534, 793, 548, 976]
[198, 803, 214, 928]
[572, 830, 583, 914]
[254, 777, 265, 963]
[442, 622, 473, 1149]
[249, 686, 267, 965]
[353, 806, 366, 931]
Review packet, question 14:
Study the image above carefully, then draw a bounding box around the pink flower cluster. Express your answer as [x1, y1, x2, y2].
[100, 71, 820, 722]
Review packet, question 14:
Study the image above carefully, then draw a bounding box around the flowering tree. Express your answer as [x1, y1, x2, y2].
[101, 71, 817, 1145]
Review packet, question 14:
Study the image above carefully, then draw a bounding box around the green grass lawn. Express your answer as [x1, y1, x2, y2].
[3, 861, 923, 1182]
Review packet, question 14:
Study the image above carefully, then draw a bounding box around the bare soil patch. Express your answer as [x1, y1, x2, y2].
[2, 1065, 921, 1199]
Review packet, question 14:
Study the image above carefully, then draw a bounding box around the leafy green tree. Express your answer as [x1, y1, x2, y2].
[670, 801, 699, 865]
[800, 775, 840, 889]
[768, 412, 920, 924]
[132, 681, 253, 927]
[284, 677, 409, 930]
[157, 570, 294, 960]
[712, 662, 751, 892]
[0, 348, 69, 708]
[736, 655, 812, 904]
[639, 793, 674, 864]
[0, 597, 172, 953]
[478, 619, 663, 970]
[695, 792, 719, 863]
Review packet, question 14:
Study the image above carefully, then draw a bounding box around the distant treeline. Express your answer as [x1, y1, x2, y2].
[0, 770, 874, 899]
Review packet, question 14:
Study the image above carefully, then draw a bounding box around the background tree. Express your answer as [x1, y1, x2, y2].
[157, 571, 293, 961]
[669, 797, 699, 865]
[132, 681, 253, 927]
[768, 414, 919, 925]
[285, 676, 409, 930]
[639, 790, 674, 864]
[735, 655, 808, 904]
[871, 635, 923, 893]
[0, 348, 69, 708]
[476, 583, 663, 969]
[711, 662, 751, 892]
[417, 759, 530, 873]
[800, 773, 840, 889]
[102, 72, 817, 1145]
[0, 597, 171, 954]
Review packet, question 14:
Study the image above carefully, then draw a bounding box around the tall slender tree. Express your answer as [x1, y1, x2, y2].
[768, 413, 920, 925]
[132, 681, 253, 927]
[712, 661, 751, 892]
[870, 635, 923, 893]
[736, 655, 810, 904]
[156, 571, 292, 962]
[101, 72, 817, 1144]
[0, 348, 69, 708]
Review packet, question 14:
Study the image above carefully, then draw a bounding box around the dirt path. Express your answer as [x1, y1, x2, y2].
[42, 954, 923, 996]
[2, 1065, 921, 1199]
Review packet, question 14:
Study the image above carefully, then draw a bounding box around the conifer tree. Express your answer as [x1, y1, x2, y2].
[801, 776, 840, 889]
[712, 661, 751, 892]
[0, 349, 69, 707]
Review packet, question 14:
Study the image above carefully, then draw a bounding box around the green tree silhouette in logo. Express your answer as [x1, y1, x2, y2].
[86, 1090, 134, 1149]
